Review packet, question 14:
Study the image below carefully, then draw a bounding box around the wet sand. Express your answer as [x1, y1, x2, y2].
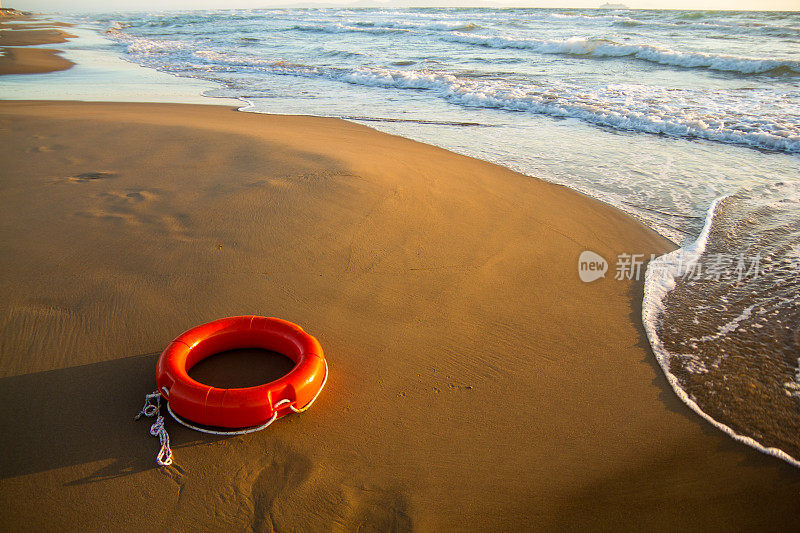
[0, 15, 74, 75]
[0, 27, 74, 46]
[0, 47, 74, 75]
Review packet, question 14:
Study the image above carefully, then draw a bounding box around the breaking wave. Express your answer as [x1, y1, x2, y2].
[443, 33, 800, 76]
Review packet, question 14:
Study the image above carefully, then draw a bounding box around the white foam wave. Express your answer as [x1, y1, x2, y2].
[643, 197, 800, 469]
[289, 19, 481, 35]
[107, 20, 131, 31]
[162, 50, 800, 154]
[344, 19, 480, 32]
[443, 33, 800, 75]
[611, 14, 800, 37]
[796, 360, 800, 396]
[105, 25, 193, 55]
[290, 23, 413, 35]
[695, 304, 755, 342]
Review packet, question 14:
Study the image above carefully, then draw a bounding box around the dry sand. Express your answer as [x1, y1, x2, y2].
[0, 100, 798, 531]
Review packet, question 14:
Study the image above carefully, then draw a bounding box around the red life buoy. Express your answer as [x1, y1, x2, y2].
[156, 316, 327, 429]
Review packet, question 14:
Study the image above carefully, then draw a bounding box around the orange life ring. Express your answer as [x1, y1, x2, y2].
[156, 316, 327, 429]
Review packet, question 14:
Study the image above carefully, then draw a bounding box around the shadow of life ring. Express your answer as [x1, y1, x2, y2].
[156, 316, 327, 430]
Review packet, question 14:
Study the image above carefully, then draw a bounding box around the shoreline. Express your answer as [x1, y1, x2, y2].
[0, 12, 75, 75]
[0, 14, 242, 106]
[644, 197, 800, 468]
[2, 12, 800, 531]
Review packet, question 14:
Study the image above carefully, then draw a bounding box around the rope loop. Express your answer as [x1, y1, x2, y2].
[166, 402, 280, 436]
[135, 391, 173, 466]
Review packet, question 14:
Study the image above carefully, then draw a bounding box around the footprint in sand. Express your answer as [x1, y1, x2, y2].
[29, 143, 68, 153]
[344, 485, 412, 533]
[66, 171, 116, 183]
[71, 186, 194, 241]
[248, 445, 411, 533]
[250, 448, 313, 533]
[331, 485, 412, 532]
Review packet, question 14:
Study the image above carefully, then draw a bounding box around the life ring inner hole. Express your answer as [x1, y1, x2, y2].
[188, 348, 296, 389]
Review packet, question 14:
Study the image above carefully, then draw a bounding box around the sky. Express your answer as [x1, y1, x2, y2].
[8, 0, 800, 12]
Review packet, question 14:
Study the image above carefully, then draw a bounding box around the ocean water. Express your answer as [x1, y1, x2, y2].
[68, 8, 800, 465]
[644, 183, 800, 467]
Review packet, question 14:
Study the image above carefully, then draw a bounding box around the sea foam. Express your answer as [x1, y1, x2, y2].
[643, 187, 800, 468]
[112, 34, 800, 155]
[443, 33, 800, 75]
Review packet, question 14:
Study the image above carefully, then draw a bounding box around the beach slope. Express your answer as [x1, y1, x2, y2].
[0, 101, 797, 531]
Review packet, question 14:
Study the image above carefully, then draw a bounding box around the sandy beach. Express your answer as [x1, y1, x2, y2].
[1, 14, 799, 532]
[0, 11, 74, 75]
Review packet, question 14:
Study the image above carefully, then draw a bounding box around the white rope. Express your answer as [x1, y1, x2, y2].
[136, 357, 328, 465]
[134, 391, 173, 466]
[165, 400, 284, 436]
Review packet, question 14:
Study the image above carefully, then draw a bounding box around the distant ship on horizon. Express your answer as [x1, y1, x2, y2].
[599, 2, 630, 8]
